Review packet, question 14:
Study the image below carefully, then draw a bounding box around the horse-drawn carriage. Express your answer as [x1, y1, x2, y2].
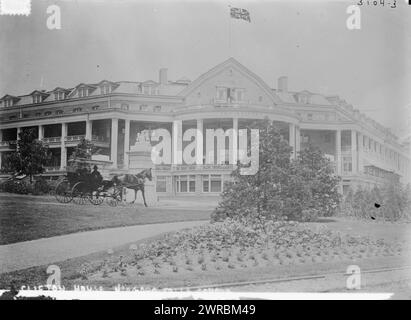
[54, 158, 122, 206]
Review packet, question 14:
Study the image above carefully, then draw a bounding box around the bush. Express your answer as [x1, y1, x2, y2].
[341, 183, 411, 221]
[212, 119, 340, 222]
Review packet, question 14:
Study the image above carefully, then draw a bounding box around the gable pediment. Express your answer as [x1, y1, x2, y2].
[179, 58, 281, 106]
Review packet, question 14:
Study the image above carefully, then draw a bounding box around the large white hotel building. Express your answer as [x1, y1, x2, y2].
[0, 58, 410, 196]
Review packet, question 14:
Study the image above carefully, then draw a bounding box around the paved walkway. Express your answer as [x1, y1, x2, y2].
[0, 220, 207, 274]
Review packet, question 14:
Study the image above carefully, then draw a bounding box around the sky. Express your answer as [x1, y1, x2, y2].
[0, 0, 410, 138]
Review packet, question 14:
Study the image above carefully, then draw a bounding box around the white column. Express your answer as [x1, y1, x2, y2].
[0, 151, 2, 170]
[358, 132, 363, 173]
[38, 125, 44, 140]
[111, 118, 118, 168]
[336, 129, 342, 175]
[289, 123, 296, 159]
[16, 127, 21, 140]
[196, 119, 203, 165]
[172, 120, 182, 165]
[351, 130, 357, 174]
[296, 126, 301, 155]
[232, 117, 238, 164]
[0, 129, 3, 142]
[60, 123, 67, 170]
[124, 119, 130, 169]
[85, 120, 92, 140]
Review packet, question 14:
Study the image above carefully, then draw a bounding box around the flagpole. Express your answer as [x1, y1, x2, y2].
[228, 5, 231, 57]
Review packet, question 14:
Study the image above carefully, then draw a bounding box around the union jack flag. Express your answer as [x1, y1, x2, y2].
[230, 7, 251, 23]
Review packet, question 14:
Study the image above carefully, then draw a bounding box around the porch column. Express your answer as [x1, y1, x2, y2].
[172, 120, 182, 165]
[351, 130, 357, 174]
[124, 119, 130, 169]
[295, 126, 301, 155]
[60, 123, 67, 170]
[85, 120, 92, 140]
[335, 129, 342, 175]
[289, 123, 296, 159]
[38, 125, 44, 140]
[196, 119, 203, 165]
[357, 132, 363, 173]
[232, 117, 238, 164]
[110, 118, 118, 168]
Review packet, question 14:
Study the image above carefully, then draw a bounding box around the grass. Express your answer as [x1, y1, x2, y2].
[0, 193, 211, 245]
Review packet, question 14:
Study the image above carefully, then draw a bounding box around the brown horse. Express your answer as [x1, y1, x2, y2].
[112, 168, 153, 207]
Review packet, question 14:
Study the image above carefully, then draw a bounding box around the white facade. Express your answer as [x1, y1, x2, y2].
[0, 58, 410, 195]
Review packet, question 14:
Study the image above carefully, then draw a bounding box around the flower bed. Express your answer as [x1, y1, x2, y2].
[77, 219, 406, 283]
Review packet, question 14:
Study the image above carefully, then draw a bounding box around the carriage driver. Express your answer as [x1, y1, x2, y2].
[91, 165, 103, 189]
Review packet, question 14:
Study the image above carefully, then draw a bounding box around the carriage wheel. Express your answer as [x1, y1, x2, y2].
[71, 182, 89, 205]
[55, 180, 72, 203]
[106, 188, 122, 207]
[89, 191, 104, 205]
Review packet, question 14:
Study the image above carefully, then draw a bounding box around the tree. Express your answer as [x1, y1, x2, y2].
[212, 121, 341, 222]
[212, 119, 294, 221]
[289, 145, 341, 217]
[3, 129, 51, 183]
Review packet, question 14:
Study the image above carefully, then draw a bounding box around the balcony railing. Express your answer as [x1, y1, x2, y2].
[65, 135, 86, 142]
[91, 135, 109, 143]
[42, 137, 61, 144]
[44, 166, 61, 172]
[0, 140, 14, 146]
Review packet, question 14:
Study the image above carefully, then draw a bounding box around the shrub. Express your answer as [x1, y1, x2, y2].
[341, 183, 411, 221]
[212, 119, 340, 222]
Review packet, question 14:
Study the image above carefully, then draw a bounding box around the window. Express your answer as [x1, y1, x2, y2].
[9, 115, 17, 120]
[216, 87, 227, 102]
[232, 88, 245, 102]
[78, 87, 89, 98]
[175, 175, 195, 193]
[54, 91, 65, 101]
[307, 113, 313, 120]
[33, 95, 42, 104]
[56, 110, 63, 115]
[45, 111, 52, 116]
[143, 86, 151, 95]
[156, 176, 167, 193]
[4, 99, 13, 107]
[210, 175, 222, 192]
[120, 104, 128, 111]
[35, 112, 42, 117]
[343, 156, 352, 173]
[154, 106, 161, 112]
[139, 105, 148, 111]
[23, 113, 29, 118]
[92, 106, 100, 111]
[73, 107, 82, 113]
[202, 175, 209, 192]
[100, 84, 111, 95]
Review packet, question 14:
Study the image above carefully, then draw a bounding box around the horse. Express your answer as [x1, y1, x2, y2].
[112, 168, 153, 207]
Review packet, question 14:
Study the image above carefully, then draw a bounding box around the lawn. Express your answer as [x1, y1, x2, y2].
[0, 193, 212, 245]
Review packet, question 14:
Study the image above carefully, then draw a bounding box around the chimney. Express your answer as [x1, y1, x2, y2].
[159, 68, 168, 85]
[278, 76, 288, 93]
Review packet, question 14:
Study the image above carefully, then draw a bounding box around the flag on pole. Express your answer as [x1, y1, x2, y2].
[230, 7, 251, 23]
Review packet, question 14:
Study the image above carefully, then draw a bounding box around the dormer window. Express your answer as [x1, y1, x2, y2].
[78, 87, 89, 98]
[100, 84, 111, 95]
[4, 99, 13, 107]
[33, 94, 43, 104]
[54, 91, 65, 101]
[143, 85, 151, 95]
